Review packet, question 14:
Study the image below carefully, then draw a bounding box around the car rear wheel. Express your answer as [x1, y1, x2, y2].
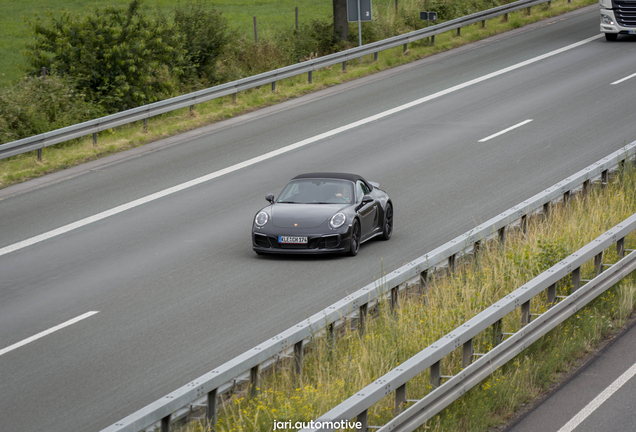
[349, 220, 361, 256]
[381, 203, 393, 240]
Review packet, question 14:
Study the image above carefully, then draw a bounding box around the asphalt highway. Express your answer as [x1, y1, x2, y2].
[505, 319, 636, 432]
[1, 5, 636, 431]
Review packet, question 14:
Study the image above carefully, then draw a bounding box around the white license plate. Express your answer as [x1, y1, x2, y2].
[279, 236, 308, 244]
[630, 30, 636, 34]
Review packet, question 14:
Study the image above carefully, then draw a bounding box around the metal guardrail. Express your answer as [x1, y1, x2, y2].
[102, 140, 636, 432]
[305, 211, 636, 432]
[2, 0, 554, 161]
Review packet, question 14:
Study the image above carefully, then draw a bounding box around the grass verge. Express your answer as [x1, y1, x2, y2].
[0, 0, 598, 190]
[174, 162, 636, 432]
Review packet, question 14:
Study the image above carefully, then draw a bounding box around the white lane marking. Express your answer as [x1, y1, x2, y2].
[611, 72, 636, 85]
[0, 311, 99, 357]
[557, 361, 636, 432]
[0, 35, 602, 258]
[478, 119, 533, 142]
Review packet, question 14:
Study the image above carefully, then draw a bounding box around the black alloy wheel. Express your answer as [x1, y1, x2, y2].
[382, 203, 393, 240]
[349, 220, 361, 256]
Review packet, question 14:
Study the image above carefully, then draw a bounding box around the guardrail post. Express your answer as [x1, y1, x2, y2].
[359, 303, 368, 335]
[521, 300, 531, 325]
[493, 319, 503, 346]
[92, 132, 97, 146]
[482, 19, 486, 28]
[357, 409, 368, 432]
[37, 148, 42, 161]
[161, 414, 171, 432]
[547, 283, 557, 306]
[419, 270, 429, 301]
[572, 267, 581, 292]
[583, 179, 591, 200]
[503, 13, 508, 21]
[526, 6, 531, 15]
[403, 43, 407, 53]
[250, 365, 260, 398]
[462, 339, 474, 367]
[207, 388, 218, 424]
[271, 81, 276, 92]
[617, 237, 625, 259]
[395, 384, 406, 414]
[473, 240, 481, 260]
[431, 35, 435, 45]
[499, 226, 506, 248]
[430, 361, 441, 388]
[342, 61, 347, 71]
[328, 322, 336, 350]
[143, 118, 148, 132]
[308, 71, 313, 83]
[189, 105, 194, 117]
[595, 252, 603, 276]
[521, 214, 527, 235]
[448, 254, 456, 275]
[602, 169, 609, 188]
[391, 286, 399, 311]
[294, 340, 304, 375]
[543, 202, 551, 221]
[374, 52, 378, 62]
[457, 27, 461, 36]
[563, 190, 571, 208]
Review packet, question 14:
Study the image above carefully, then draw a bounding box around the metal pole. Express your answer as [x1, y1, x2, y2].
[254, 16, 258, 44]
[295, 6, 299, 30]
[357, 0, 362, 61]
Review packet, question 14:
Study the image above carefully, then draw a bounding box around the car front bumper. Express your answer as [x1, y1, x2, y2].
[252, 229, 353, 255]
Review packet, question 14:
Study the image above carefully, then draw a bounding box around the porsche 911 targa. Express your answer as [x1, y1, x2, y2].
[252, 173, 392, 256]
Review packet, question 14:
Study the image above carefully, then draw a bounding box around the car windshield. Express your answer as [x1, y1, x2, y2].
[277, 179, 354, 204]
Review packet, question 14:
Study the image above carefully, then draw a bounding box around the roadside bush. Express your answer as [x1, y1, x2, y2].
[0, 75, 105, 144]
[23, 0, 183, 113]
[174, 0, 233, 88]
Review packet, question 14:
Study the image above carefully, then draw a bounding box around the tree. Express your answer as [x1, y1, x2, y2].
[333, 0, 348, 41]
[23, 0, 183, 113]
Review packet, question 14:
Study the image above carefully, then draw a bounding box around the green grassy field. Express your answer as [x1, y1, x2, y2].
[1, 0, 376, 86]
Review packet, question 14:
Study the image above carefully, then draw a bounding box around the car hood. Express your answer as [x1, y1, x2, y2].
[271, 204, 348, 228]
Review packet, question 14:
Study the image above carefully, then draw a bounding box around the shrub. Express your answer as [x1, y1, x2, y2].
[23, 0, 183, 113]
[0, 75, 105, 144]
[174, 0, 233, 88]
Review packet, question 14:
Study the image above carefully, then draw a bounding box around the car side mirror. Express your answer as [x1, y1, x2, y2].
[265, 193, 275, 204]
[361, 195, 374, 205]
[356, 195, 374, 211]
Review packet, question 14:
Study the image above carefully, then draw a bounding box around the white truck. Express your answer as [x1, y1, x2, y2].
[600, 0, 636, 40]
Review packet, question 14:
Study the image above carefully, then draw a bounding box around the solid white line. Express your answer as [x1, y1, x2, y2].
[478, 119, 533, 142]
[0, 311, 99, 357]
[611, 72, 636, 85]
[0, 34, 603, 258]
[557, 361, 636, 432]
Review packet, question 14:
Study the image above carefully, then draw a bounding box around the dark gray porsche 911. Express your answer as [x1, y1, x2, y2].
[252, 173, 392, 256]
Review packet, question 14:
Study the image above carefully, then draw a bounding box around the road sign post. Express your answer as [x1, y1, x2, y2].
[347, 0, 372, 57]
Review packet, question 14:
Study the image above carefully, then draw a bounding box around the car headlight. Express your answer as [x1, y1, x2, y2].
[330, 212, 346, 229]
[601, 14, 615, 25]
[255, 211, 269, 227]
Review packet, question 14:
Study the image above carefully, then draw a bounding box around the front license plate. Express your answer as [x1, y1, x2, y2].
[630, 30, 636, 34]
[279, 236, 308, 244]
